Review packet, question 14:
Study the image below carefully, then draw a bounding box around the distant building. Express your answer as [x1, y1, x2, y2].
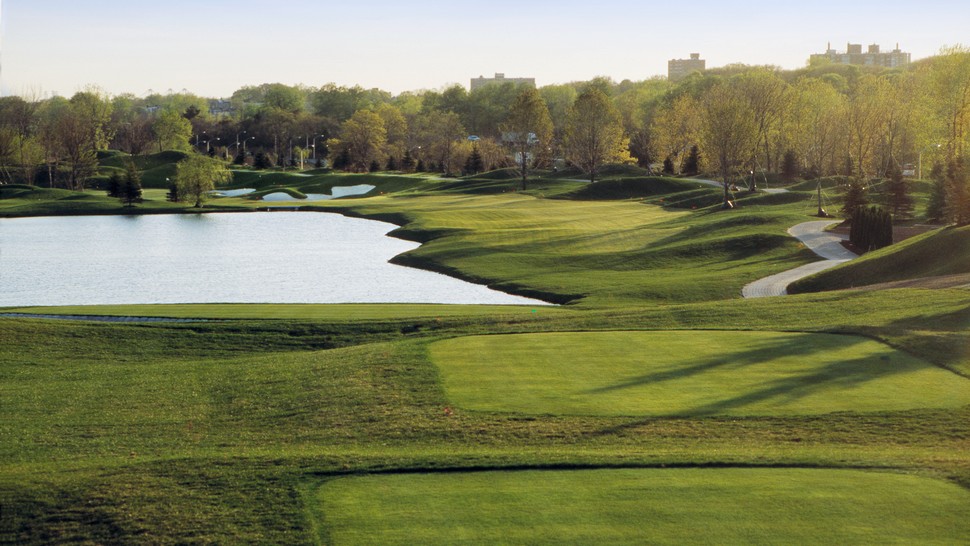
[667, 53, 706, 81]
[810, 42, 911, 68]
[470, 73, 536, 91]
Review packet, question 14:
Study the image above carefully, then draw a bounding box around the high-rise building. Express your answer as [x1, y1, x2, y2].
[470, 73, 536, 91]
[667, 53, 706, 82]
[809, 42, 911, 68]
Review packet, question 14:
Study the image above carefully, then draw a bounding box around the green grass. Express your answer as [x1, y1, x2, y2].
[791, 225, 970, 293]
[2, 167, 969, 543]
[314, 468, 970, 545]
[430, 331, 970, 416]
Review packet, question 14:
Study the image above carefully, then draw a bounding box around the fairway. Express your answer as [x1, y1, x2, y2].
[429, 331, 970, 416]
[314, 468, 970, 545]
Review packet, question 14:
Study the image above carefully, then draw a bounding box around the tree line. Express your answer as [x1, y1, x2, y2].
[0, 46, 968, 212]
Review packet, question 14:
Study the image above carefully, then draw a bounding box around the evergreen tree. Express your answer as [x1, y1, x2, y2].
[369, 159, 381, 172]
[386, 156, 398, 171]
[662, 157, 675, 175]
[401, 149, 415, 172]
[253, 152, 272, 170]
[166, 179, 180, 202]
[886, 165, 914, 220]
[781, 150, 799, 182]
[682, 146, 700, 175]
[415, 158, 425, 172]
[840, 181, 868, 218]
[233, 150, 246, 165]
[105, 171, 122, 198]
[464, 146, 484, 175]
[944, 158, 970, 225]
[121, 160, 143, 207]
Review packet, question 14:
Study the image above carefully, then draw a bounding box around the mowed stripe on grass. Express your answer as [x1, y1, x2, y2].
[429, 331, 970, 416]
[314, 468, 970, 545]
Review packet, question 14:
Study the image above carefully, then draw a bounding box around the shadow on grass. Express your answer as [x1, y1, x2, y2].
[584, 332, 930, 418]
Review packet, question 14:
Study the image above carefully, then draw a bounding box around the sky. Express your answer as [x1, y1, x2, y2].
[2, 0, 968, 98]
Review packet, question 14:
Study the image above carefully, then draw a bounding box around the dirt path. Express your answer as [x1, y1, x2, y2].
[742, 220, 858, 298]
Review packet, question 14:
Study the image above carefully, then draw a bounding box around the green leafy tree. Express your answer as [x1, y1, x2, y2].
[175, 154, 232, 208]
[564, 87, 627, 183]
[152, 109, 193, 152]
[501, 87, 553, 189]
[340, 110, 387, 172]
[699, 83, 759, 207]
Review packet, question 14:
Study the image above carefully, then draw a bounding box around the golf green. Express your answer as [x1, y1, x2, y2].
[315, 468, 970, 545]
[429, 331, 970, 416]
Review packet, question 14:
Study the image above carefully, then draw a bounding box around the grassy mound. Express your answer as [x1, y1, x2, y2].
[315, 468, 970, 545]
[560, 177, 701, 200]
[429, 331, 970, 416]
[790, 225, 970, 293]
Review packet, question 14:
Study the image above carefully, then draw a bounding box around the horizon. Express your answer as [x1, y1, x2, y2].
[2, 0, 968, 99]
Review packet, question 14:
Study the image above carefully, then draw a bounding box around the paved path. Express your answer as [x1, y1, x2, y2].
[742, 220, 858, 298]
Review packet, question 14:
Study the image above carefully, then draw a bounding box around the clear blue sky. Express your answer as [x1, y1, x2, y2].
[2, 0, 967, 98]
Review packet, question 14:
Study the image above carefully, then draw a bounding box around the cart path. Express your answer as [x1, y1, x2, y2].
[742, 220, 858, 298]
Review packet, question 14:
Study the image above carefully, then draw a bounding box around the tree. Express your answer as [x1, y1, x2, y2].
[564, 87, 626, 183]
[927, 164, 947, 222]
[682, 145, 700, 175]
[106, 171, 122, 198]
[400, 148, 415, 172]
[847, 75, 892, 180]
[121, 161, 143, 207]
[175, 154, 232, 208]
[930, 46, 970, 158]
[699, 82, 759, 207]
[944, 157, 970, 225]
[650, 94, 701, 174]
[464, 145, 484, 175]
[152, 109, 193, 152]
[501, 87, 553, 190]
[340, 109, 386, 172]
[789, 78, 847, 177]
[253, 151, 272, 169]
[840, 181, 869, 218]
[781, 150, 799, 182]
[886, 165, 914, 220]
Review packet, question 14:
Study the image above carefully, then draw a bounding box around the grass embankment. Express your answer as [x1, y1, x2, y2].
[790, 224, 970, 293]
[315, 468, 970, 545]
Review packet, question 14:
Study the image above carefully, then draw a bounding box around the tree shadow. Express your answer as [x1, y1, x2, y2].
[582, 332, 935, 420]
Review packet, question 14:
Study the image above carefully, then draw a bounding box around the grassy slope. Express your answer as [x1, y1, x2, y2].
[2, 169, 969, 543]
[790, 224, 970, 293]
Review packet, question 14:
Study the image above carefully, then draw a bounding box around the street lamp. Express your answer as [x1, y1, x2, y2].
[312, 134, 326, 160]
[919, 143, 942, 180]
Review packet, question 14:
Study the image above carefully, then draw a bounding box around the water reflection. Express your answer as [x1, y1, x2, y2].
[0, 212, 547, 307]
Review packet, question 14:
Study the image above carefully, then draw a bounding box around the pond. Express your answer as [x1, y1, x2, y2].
[0, 212, 548, 307]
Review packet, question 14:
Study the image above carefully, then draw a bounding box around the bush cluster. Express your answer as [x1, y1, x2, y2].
[850, 205, 893, 252]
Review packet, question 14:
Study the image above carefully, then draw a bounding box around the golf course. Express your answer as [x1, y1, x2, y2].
[2, 163, 969, 544]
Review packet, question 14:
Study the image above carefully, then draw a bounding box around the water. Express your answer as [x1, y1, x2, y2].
[216, 185, 376, 202]
[0, 213, 548, 307]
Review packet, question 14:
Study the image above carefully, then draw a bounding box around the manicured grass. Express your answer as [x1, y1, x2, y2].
[790, 225, 970, 293]
[314, 468, 970, 545]
[430, 331, 970, 416]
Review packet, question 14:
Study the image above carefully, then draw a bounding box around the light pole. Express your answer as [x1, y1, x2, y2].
[919, 143, 941, 180]
[312, 134, 325, 160]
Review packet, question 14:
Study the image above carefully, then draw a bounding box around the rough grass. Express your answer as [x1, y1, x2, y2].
[790, 225, 970, 293]
[430, 331, 970, 416]
[314, 468, 970, 545]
